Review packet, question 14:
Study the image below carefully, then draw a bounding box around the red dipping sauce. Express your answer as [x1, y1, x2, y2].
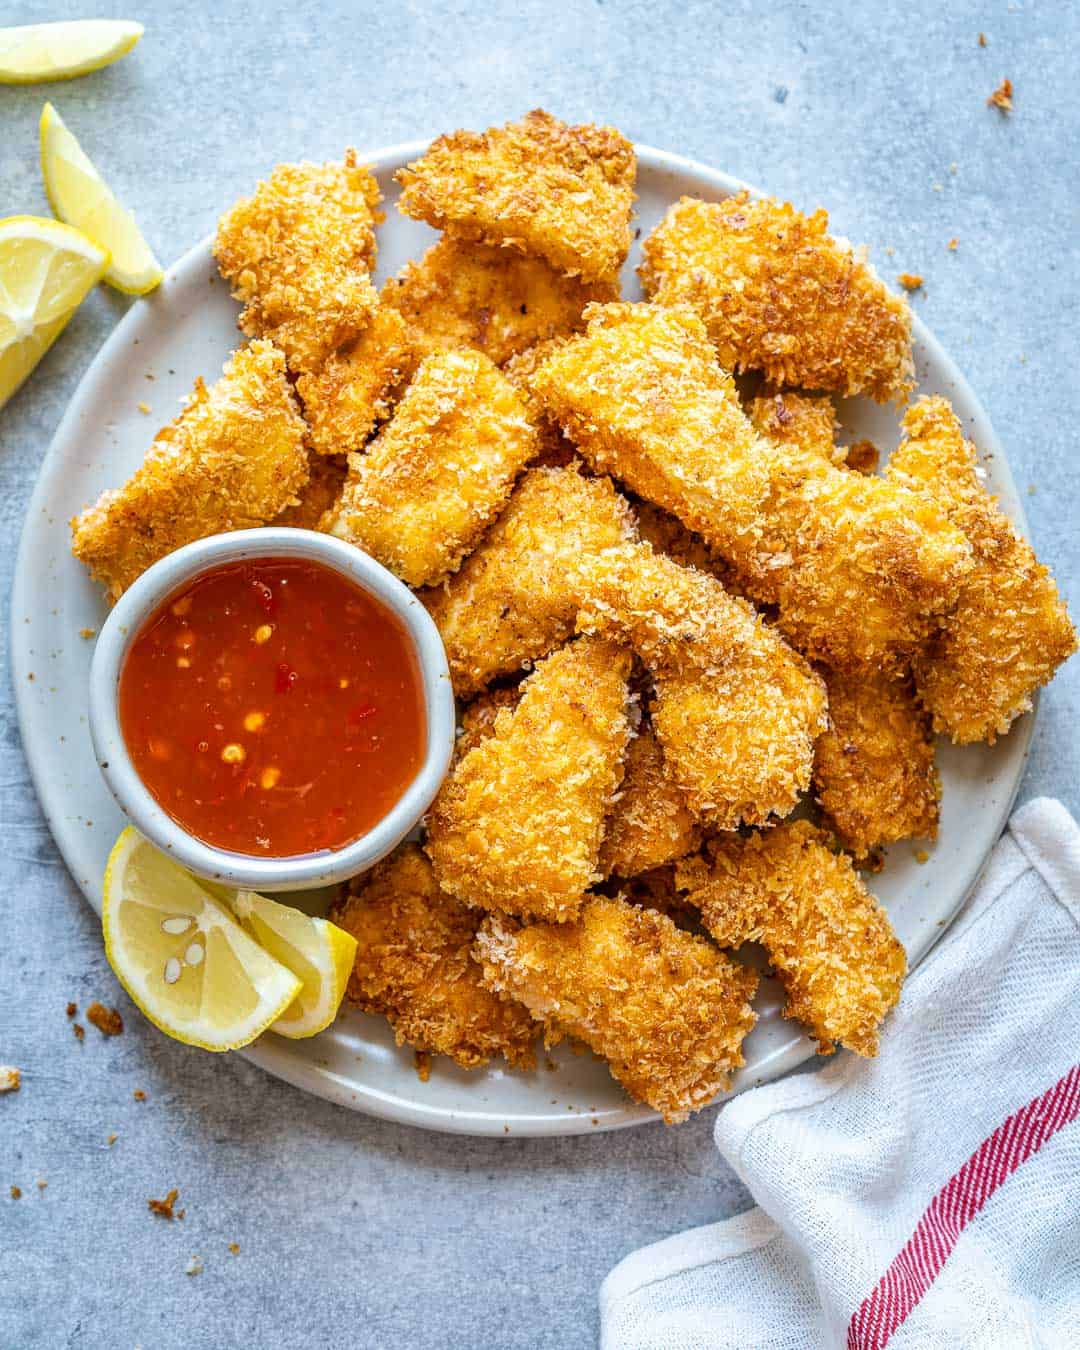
[119, 557, 427, 857]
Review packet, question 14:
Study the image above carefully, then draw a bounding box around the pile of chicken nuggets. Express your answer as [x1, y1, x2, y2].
[71, 110, 1077, 1124]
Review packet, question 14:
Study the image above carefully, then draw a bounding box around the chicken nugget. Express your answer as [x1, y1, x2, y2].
[677, 820, 906, 1056]
[326, 349, 537, 587]
[274, 453, 347, 530]
[474, 897, 759, 1123]
[396, 109, 636, 284]
[214, 152, 382, 371]
[640, 193, 914, 402]
[330, 844, 538, 1070]
[382, 236, 615, 372]
[600, 721, 701, 879]
[887, 397, 1077, 742]
[71, 341, 309, 601]
[813, 666, 940, 857]
[576, 542, 827, 828]
[426, 638, 632, 923]
[422, 465, 635, 697]
[746, 389, 844, 465]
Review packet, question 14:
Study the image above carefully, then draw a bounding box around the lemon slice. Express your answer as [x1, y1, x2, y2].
[0, 214, 107, 411]
[41, 102, 163, 295]
[229, 890, 358, 1040]
[102, 829, 302, 1052]
[0, 20, 143, 84]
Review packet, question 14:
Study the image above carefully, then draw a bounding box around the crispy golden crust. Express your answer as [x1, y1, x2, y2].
[421, 465, 635, 697]
[600, 721, 701, 879]
[746, 390, 844, 465]
[396, 110, 636, 284]
[474, 897, 759, 1123]
[576, 542, 827, 828]
[326, 349, 537, 587]
[502, 338, 578, 465]
[273, 453, 347, 529]
[632, 499, 744, 594]
[813, 666, 940, 857]
[295, 304, 413, 455]
[455, 685, 522, 760]
[426, 638, 632, 923]
[330, 845, 538, 1070]
[677, 820, 906, 1055]
[640, 193, 914, 402]
[382, 236, 615, 372]
[887, 397, 1077, 742]
[612, 864, 699, 924]
[530, 302, 772, 567]
[71, 341, 309, 601]
[214, 152, 382, 371]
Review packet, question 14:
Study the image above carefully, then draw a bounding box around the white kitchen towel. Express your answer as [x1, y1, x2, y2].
[601, 797, 1080, 1350]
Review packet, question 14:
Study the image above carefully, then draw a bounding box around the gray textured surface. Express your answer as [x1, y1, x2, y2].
[1, 2, 1077, 1347]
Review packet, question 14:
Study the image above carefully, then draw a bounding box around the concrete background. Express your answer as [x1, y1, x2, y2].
[1, 1, 1077, 1346]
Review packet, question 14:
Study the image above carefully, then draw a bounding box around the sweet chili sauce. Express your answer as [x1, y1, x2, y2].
[118, 557, 427, 857]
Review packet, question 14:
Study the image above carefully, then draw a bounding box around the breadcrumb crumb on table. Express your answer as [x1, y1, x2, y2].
[86, 1003, 123, 1036]
[70, 341, 309, 601]
[10, 1185, 21, 1200]
[396, 109, 636, 284]
[148, 1188, 180, 1220]
[426, 638, 633, 922]
[987, 78, 1013, 112]
[474, 897, 759, 1124]
[329, 844, 539, 1071]
[897, 273, 923, 291]
[677, 820, 906, 1056]
[326, 349, 537, 587]
[639, 193, 915, 402]
[0, 1066, 20, 1093]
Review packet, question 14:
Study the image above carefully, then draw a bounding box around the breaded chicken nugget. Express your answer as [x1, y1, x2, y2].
[273, 452, 347, 529]
[813, 666, 940, 857]
[887, 397, 1077, 742]
[746, 389, 844, 465]
[532, 302, 972, 670]
[382, 236, 615, 372]
[677, 820, 906, 1056]
[632, 498, 744, 594]
[640, 193, 914, 402]
[422, 465, 635, 697]
[530, 302, 772, 568]
[576, 542, 827, 828]
[426, 638, 632, 922]
[71, 341, 309, 601]
[600, 721, 701, 879]
[326, 349, 537, 587]
[396, 109, 636, 284]
[294, 304, 413, 456]
[214, 152, 382, 371]
[474, 897, 759, 1123]
[331, 844, 538, 1070]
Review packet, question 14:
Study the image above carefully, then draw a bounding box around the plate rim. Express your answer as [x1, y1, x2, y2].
[11, 141, 1032, 1137]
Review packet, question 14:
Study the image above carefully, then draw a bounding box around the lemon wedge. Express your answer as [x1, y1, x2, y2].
[228, 891, 358, 1039]
[41, 102, 163, 295]
[0, 214, 107, 411]
[0, 20, 143, 84]
[102, 829, 302, 1052]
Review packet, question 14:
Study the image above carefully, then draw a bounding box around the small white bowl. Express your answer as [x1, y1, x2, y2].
[88, 527, 455, 892]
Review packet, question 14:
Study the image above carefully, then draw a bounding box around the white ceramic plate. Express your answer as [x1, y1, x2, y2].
[12, 142, 1031, 1137]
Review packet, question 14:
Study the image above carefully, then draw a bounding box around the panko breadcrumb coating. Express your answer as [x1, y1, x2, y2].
[887, 397, 1077, 742]
[326, 349, 537, 587]
[330, 845, 538, 1070]
[214, 152, 382, 371]
[71, 341, 309, 601]
[474, 897, 759, 1123]
[599, 721, 701, 879]
[502, 339, 578, 466]
[813, 666, 940, 857]
[426, 638, 632, 922]
[396, 109, 636, 284]
[575, 542, 827, 828]
[274, 453, 347, 529]
[455, 685, 522, 761]
[632, 498, 744, 594]
[747, 389, 844, 465]
[422, 465, 635, 697]
[382, 236, 615, 372]
[677, 820, 906, 1056]
[640, 193, 914, 402]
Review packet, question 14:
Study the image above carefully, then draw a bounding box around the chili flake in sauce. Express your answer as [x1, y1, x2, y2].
[119, 558, 426, 857]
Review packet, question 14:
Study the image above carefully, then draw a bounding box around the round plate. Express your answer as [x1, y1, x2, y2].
[12, 142, 1031, 1137]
